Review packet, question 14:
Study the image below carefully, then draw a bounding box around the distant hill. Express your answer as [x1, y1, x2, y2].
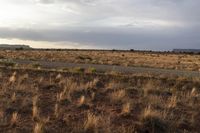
[0, 44, 32, 50]
[173, 49, 200, 53]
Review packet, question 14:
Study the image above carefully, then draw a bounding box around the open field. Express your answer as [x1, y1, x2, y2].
[0, 50, 200, 71]
[0, 67, 200, 133]
[0, 50, 200, 133]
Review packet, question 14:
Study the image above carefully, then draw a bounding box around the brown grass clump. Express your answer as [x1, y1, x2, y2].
[33, 105, 39, 121]
[111, 89, 126, 101]
[143, 81, 160, 97]
[54, 103, 59, 118]
[141, 106, 168, 133]
[0, 110, 4, 119]
[10, 112, 18, 127]
[11, 92, 16, 102]
[85, 78, 99, 89]
[32, 96, 39, 120]
[78, 95, 85, 106]
[143, 106, 159, 118]
[167, 96, 177, 108]
[9, 72, 17, 83]
[57, 92, 65, 102]
[34, 122, 43, 133]
[121, 102, 131, 115]
[190, 87, 198, 97]
[84, 112, 100, 132]
[55, 73, 62, 80]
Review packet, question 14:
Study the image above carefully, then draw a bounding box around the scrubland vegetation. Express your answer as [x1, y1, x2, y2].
[0, 50, 200, 71]
[0, 67, 200, 133]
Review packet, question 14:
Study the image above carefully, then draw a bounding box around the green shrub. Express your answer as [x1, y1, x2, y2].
[0, 61, 16, 67]
[73, 67, 85, 73]
[32, 63, 41, 68]
[88, 67, 97, 73]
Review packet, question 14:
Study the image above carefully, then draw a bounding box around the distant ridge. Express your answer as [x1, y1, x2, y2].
[173, 49, 200, 53]
[0, 44, 32, 50]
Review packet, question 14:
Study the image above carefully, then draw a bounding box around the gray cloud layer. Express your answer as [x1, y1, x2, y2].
[1, 26, 199, 50]
[0, 0, 200, 50]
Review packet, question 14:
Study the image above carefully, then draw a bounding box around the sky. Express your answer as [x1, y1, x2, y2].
[0, 0, 200, 50]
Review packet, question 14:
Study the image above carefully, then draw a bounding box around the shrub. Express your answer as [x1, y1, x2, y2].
[88, 67, 97, 73]
[32, 63, 41, 68]
[141, 106, 168, 133]
[73, 67, 85, 73]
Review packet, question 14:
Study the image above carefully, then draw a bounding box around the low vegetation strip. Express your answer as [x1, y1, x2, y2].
[9, 59, 200, 78]
[0, 50, 199, 71]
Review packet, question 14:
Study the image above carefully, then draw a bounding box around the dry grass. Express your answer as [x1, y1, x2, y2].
[10, 112, 18, 127]
[11, 92, 16, 102]
[54, 103, 59, 118]
[141, 106, 168, 133]
[78, 95, 85, 106]
[0, 50, 200, 71]
[121, 102, 131, 114]
[143, 106, 161, 119]
[34, 122, 43, 133]
[9, 72, 16, 83]
[32, 96, 39, 120]
[0, 68, 199, 132]
[111, 89, 126, 101]
[167, 96, 177, 108]
[84, 112, 100, 132]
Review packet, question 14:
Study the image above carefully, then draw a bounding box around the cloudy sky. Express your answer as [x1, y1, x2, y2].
[0, 0, 200, 50]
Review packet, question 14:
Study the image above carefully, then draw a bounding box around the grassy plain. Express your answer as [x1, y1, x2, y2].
[0, 50, 199, 71]
[0, 50, 199, 133]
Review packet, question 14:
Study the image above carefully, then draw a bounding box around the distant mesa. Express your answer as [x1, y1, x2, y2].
[0, 44, 32, 50]
[173, 49, 200, 53]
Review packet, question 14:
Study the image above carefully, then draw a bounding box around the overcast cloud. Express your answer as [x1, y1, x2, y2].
[0, 0, 199, 50]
